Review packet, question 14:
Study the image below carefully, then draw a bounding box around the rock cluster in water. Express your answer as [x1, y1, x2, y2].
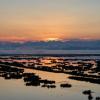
[0, 63, 71, 89]
[83, 90, 100, 100]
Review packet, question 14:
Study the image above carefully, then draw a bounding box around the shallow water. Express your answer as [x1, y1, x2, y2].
[0, 69, 100, 100]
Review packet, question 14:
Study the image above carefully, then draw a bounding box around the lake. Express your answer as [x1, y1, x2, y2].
[0, 54, 100, 100]
[0, 68, 100, 100]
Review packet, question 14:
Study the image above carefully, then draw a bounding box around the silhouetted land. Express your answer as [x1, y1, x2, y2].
[0, 61, 71, 89]
[0, 55, 100, 100]
[0, 55, 100, 85]
[1, 54, 100, 57]
[82, 90, 100, 100]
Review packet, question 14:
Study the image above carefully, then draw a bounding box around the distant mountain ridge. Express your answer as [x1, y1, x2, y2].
[0, 40, 100, 50]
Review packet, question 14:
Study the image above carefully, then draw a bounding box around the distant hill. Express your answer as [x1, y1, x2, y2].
[0, 40, 100, 50]
[0, 40, 100, 54]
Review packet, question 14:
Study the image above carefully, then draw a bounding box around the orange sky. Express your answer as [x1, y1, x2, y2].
[0, 0, 100, 42]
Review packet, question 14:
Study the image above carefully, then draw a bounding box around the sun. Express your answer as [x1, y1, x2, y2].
[46, 38, 59, 41]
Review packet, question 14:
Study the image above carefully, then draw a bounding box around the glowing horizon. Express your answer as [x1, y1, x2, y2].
[0, 0, 100, 42]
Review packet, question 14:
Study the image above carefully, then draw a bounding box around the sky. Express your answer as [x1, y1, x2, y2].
[0, 0, 100, 42]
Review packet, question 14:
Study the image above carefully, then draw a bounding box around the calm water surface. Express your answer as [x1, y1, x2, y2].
[0, 69, 100, 100]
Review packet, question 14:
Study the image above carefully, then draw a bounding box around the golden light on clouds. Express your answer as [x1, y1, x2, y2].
[45, 38, 60, 41]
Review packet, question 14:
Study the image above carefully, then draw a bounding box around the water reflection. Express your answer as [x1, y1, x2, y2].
[0, 56, 100, 84]
[0, 64, 72, 89]
[0, 55, 100, 100]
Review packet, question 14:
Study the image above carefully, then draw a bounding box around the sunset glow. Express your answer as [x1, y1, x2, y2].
[0, 0, 100, 42]
[45, 38, 60, 41]
[0, 1, 100, 100]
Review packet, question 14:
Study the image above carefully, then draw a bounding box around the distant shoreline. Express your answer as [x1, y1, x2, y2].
[0, 54, 100, 57]
[0, 50, 100, 56]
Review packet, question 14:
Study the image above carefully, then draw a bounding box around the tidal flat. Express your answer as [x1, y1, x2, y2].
[0, 54, 100, 100]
